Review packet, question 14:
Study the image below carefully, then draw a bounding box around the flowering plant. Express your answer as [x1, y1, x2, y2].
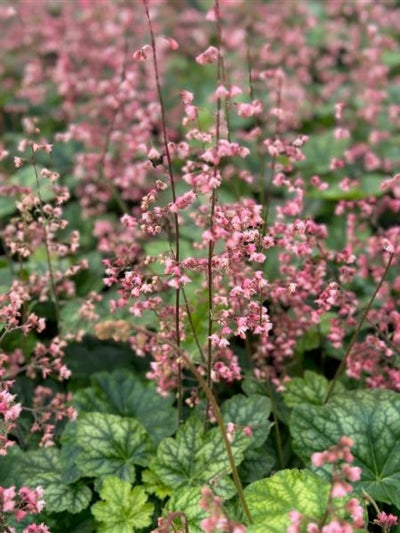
[0, 0, 399, 532]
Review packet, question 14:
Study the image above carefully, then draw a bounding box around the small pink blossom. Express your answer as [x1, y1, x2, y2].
[133, 45, 150, 61]
[196, 46, 219, 65]
[374, 512, 398, 528]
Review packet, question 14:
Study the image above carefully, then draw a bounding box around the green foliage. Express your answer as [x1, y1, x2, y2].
[290, 389, 400, 509]
[17, 448, 92, 514]
[74, 369, 178, 444]
[2, 2, 400, 532]
[221, 394, 272, 448]
[76, 412, 155, 483]
[283, 371, 345, 407]
[150, 414, 251, 499]
[164, 486, 208, 533]
[244, 469, 331, 533]
[91, 476, 154, 533]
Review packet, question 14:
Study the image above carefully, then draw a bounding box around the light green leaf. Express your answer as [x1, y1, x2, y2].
[91, 476, 153, 533]
[222, 394, 271, 449]
[165, 486, 207, 533]
[151, 415, 250, 499]
[290, 389, 400, 508]
[76, 412, 154, 482]
[90, 369, 178, 444]
[141, 469, 172, 499]
[283, 371, 345, 408]
[17, 448, 91, 514]
[245, 469, 331, 533]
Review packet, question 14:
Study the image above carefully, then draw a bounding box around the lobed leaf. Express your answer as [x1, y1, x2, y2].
[150, 414, 251, 499]
[17, 448, 91, 514]
[74, 369, 177, 444]
[244, 469, 331, 533]
[91, 476, 153, 533]
[290, 389, 400, 508]
[76, 412, 154, 483]
[221, 394, 272, 449]
[283, 371, 345, 408]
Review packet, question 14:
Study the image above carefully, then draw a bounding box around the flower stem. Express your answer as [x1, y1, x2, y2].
[32, 149, 60, 327]
[132, 325, 253, 525]
[143, 0, 183, 423]
[324, 252, 394, 403]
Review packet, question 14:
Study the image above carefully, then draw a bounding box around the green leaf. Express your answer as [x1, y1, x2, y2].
[0, 445, 24, 486]
[164, 486, 208, 533]
[60, 421, 84, 484]
[89, 369, 178, 444]
[245, 469, 331, 533]
[76, 412, 155, 482]
[290, 389, 400, 508]
[151, 415, 250, 499]
[43, 482, 92, 515]
[298, 130, 350, 174]
[241, 375, 291, 425]
[17, 447, 60, 484]
[283, 371, 345, 408]
[11, 164, 56, 201]
[222, 394, 272, 449]
[295, 328, 320, 355]
[91, 476, 153, 533]
[238, 446, 275, 484]
[141, 469, 172, 499]
[17, 448, 91, 514]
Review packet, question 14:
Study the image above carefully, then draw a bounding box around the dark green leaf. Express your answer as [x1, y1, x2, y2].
[283, 371, 345, 407]
[151, 415, 250, 499]
[76, 412, 154, 482]
[222, 394, 272, 449]
[290, 389, 400, 508]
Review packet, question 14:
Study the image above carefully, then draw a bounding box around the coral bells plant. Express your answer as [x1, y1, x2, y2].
[0, 0, 400, 532]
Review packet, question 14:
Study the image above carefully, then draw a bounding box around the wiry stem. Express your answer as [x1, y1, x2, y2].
[31, 148, 60, 327]
[324, 252, 394, 403]
[143, 0, 183, 423]
[97, 37, 130, 214]
[132, 325, 253, 525]
[206, 0, 222, 419]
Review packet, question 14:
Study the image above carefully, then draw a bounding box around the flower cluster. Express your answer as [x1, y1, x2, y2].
[0, 485, 46, 530]
[199, 486, 246, 533]
[288, 437, 365, 533]
[0, 373, 21, 456]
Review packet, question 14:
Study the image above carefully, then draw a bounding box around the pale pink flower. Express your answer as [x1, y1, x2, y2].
[196, 46, 219, 65]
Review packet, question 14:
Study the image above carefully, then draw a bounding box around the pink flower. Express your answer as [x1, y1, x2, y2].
[0, 486, 16, 512]
[196, 46, 219, 65]
[374, 512, 398, 528]
[133, 45, 150, 61]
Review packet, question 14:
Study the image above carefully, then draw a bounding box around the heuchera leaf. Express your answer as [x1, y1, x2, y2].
[150, 414, 250, 499]
[60, 421, 83, 484]
[238, 446, 275, 484]
[17, 448, 91, 514]
[141, 469, 172, 499]
[244, 469, 331, 533]
[164, 486, 208, 533]
[221, 394, 272, 449]
[74, 369, 177, 444]
[283, 371, 345, 408]
[289, 389, 400, 508]
[76, 412, 154, 483]
[91, 476, 153, 533]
